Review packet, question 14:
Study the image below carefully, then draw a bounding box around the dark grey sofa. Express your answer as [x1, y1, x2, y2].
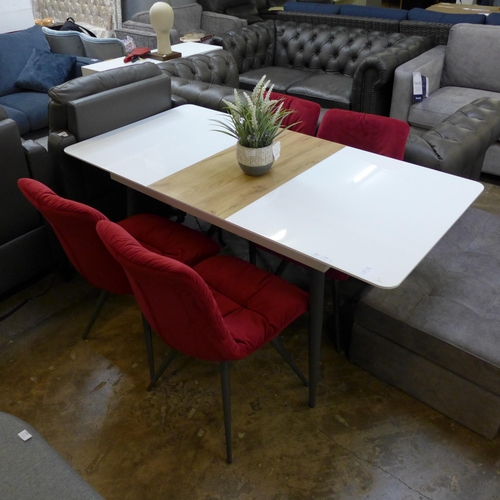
[210, 20, 433, 115]
[0, 108, 58, 296]
[350, 207, 500, 439]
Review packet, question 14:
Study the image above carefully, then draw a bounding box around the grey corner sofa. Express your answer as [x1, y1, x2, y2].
[114, 3, 247, 48]
[350, 207, 500, 440]
[210, 19, 434, 115]
[390, 23, 500, 176]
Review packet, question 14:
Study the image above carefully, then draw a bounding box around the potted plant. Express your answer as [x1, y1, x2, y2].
[213, 76, 297, 176]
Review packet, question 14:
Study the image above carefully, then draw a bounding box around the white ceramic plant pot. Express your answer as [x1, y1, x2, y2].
[236, 142, 276, 176]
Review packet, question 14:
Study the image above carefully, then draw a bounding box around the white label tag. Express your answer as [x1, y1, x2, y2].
[273, 141, 281, 161]
[18, 430, 32, 441]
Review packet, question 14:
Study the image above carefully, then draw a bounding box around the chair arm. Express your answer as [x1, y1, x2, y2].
[351, 36, 434, 116]
[201, 11, 248, 33]
[390, 45, 446, 122]
[114, 25, 180, 48]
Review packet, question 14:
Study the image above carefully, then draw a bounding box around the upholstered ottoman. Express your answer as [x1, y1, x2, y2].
[0, 412, 104, 499]
[350, 208, 500, 439]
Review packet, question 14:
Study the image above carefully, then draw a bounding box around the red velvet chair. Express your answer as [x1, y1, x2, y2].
[17, 178, 220, 339]
[95, 219, 309, 463]
[270, 91, 321, 136]
[251, 109, 411, 352]
[316, 108, 411, 160]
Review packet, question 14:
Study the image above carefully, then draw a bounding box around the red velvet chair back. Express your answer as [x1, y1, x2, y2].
[96, 220, 245, 362]
[316, 109, 410, 160]
[270, 92, 321, 136]
[17, 178, 132, 295]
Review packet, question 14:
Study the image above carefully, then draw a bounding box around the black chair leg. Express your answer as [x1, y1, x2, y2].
[332, 279, 342, 353]
[248, 241, 257, 265]
[220, 361, 232, 464]
[271, 337, 308, 386]
[274, 259, 289, 277]
[82, 290, 108, 340]
[143, 316, 178, 391]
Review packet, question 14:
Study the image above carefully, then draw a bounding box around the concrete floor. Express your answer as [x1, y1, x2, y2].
[1, 176, 500, 499]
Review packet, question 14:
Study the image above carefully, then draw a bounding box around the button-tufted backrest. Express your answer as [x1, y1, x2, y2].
[215, 20, 276, 74]
[274, 21, 408, 76]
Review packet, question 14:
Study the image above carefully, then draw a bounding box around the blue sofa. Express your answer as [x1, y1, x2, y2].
[0, 25, 91, 138]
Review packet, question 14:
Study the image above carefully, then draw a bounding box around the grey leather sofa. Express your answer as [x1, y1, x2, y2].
[390, 24, 500, 176]
[210, 20, 434, 115]
[47, 63, 176, 221]
[0, 108, 58, 296]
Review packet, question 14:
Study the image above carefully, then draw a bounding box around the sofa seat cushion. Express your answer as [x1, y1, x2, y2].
[408, 86, 500, 130]
[0, 104, 30, 136]
[238, 67, 309, 92]
[354, 208, 500, 399]
[287, 73, 352, 109]
[0, 92, 50, 132]
[170, 78, 235, 110]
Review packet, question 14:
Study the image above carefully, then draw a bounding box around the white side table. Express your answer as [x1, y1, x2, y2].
[81, 42, 222, 76]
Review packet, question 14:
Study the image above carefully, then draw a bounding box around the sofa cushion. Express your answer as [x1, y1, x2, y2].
[408, 86, 500, 130]
[287, 73, 352, 109]
[283, 2, 341, 14]
[486, 13, 500, 25]
[0, 25, 50, 97]
[238, 66, 309, 92]
[340, 5, 409, 21]
[407, 7, 486, 25]
[15, 49, 77, 93]
[442, 24, 500, 93]
[0, 104, 30, 135]
[0, 92, 50, 132]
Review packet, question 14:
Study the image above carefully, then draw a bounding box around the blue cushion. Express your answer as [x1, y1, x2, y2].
[15, 49, 76, 93]
[0, 92, 50, 131]
[0, 103, 30, 135]
[0, 25, 50, 97]
[408, 8, 486, 24]
[283, 2, 340, 14]
[486, 13, 500, 25]
[340, 5, 409, 20]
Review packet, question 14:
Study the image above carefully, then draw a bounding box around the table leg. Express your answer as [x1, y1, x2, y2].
[308, 268, 325, 408]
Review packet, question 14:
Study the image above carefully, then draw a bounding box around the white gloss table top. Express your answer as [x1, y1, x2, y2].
[65, 105, 484, 289]
[81, 42, 222, 75]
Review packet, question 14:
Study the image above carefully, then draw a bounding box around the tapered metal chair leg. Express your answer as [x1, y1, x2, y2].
[220, 361, 232, 464]
[332, 279, 342, 353]
[274, 259, 289, 277]
[143, 316, 178, 391]
[248, 241, 257, 265]
[82, 290, 108, 339]
[271, 337, 308, 386]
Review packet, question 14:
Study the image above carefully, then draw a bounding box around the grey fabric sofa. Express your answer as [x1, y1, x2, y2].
[0, 412, 104, 499]
[390, 24, 500, 176]
[210, 20, 433, 115]
[114, 3, 247, 48]
[350, 207, 500, 439]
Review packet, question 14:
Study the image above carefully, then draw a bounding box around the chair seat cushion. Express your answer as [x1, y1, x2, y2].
[119, 214, 220, 267]
[195, 255, 308, 357]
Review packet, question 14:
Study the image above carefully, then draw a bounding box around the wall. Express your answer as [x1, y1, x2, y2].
[0, 0, 34, 33]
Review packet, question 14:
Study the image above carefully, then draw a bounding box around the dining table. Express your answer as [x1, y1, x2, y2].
[65, 104, 484, 408]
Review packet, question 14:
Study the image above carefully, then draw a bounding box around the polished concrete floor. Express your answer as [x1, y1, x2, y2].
[2, 176, 500, 499]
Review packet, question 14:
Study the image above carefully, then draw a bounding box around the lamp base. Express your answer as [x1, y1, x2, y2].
[147, 51, 182, 61]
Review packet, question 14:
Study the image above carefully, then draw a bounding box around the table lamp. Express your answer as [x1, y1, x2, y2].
[148, 1, 181, 61]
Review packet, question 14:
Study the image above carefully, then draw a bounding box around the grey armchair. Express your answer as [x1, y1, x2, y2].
[42, 27, 126, 59]
[115, 3, 247, 48]
[390, 23, 500, 176]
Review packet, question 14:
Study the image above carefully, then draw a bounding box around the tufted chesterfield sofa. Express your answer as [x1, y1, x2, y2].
[209, 20, 434, 115]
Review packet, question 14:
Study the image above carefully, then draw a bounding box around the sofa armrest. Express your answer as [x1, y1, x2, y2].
[351, 36, 434, 116]
[22, 140, 57, 190]
[201, 11, 248, 33]
[390, 45, 446, 122]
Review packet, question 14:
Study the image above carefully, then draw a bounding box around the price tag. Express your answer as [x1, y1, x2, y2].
[273, 141, 281, 161]
[18, 429, 32, 441]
